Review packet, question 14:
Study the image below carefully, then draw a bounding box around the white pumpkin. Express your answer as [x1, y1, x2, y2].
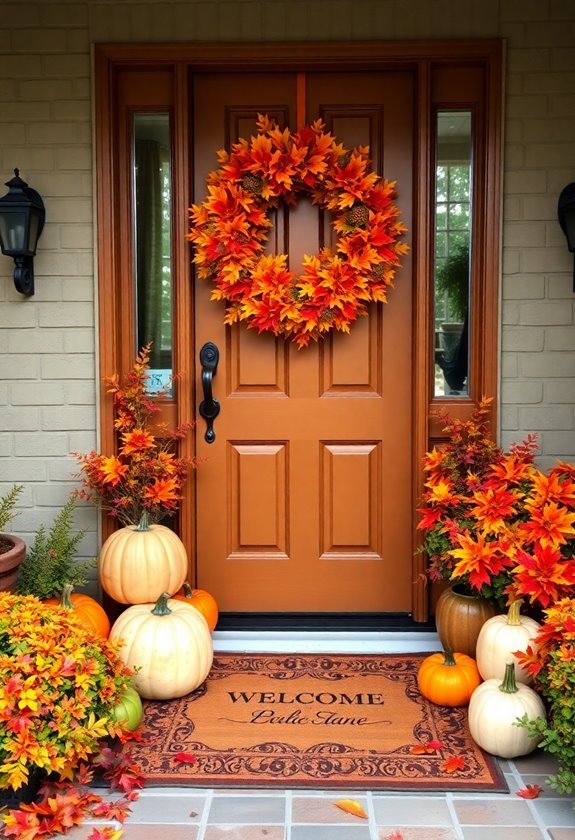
[99, 517, 188, 605]
[109, 592, 213, 700]
[468, 662, 546, 758]
[475, 599, 541, 684]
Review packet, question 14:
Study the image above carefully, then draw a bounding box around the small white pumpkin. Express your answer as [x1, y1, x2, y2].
[109, 592, 213, 700]
[468, 662, 546, 758]
[475, 599, 541, 684]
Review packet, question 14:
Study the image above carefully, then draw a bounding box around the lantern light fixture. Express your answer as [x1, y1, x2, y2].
[0, 169, 45, 296]
[558, 182, 575, 293]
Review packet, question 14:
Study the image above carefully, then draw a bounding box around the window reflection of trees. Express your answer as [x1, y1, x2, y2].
[434, 113, 472, 398]
[133, 113, 173, 391]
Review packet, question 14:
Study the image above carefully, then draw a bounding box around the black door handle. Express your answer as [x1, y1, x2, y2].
[199, 341, 220, 443]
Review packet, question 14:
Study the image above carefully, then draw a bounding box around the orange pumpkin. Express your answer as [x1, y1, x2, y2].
[417, 649, 481, 707]
[173, 581, 219, 631]
[45, 584, 111, 638]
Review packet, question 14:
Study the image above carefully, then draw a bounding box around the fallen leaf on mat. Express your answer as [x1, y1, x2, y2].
[411, 744, 435, 755]
[441, 755, 466, 773]
[334, 799, 368, 819]
[411, 738, 443, 754]
[516, 784, 542, 799]
[174, 752, 198, 765]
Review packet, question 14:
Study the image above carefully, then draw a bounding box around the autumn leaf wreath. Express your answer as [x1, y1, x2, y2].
[188, 114, 409, 347]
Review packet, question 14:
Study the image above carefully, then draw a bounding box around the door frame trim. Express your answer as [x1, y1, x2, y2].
[94, 39, 503, 622]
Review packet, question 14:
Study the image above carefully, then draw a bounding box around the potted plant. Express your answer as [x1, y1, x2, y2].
[72, 344, 200, 605]
[0, 484, 25, 593]
[418, 398, 575, 653]
[436, 242, 469, 327]
[16, 496, 111, 637]
[515, 597, 575, 797]
[0, 591, 134, 800]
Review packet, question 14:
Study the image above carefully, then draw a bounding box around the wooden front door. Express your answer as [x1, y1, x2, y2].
[192, 71, 414, 613]
[95, 41, 502, 623]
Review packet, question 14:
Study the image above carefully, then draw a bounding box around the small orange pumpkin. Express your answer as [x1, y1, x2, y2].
[45, 584, 111, 638]
[173, 581, 219, 631]
[417, 649, 481, 707]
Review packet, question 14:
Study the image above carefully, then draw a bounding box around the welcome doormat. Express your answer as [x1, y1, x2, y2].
[129, 652, 507, 792]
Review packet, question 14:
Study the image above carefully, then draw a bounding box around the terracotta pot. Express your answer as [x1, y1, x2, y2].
[435, 584, 499, 658]
[0, 533, 26, 592]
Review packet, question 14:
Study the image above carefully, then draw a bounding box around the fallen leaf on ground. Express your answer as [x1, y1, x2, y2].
[334, 799, 368, 819]
[516, 784, 542, 799]
[90, 797, 133, 823]
[441, 755, 466, 773]
[87, 828, 123, 840]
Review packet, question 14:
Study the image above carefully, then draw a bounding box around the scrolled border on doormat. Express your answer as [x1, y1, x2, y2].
[128, 652, 508, 792]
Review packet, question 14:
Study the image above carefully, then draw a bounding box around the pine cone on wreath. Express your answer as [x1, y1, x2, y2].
[345, 203, 369, 227]
[241, 174, 264, 194]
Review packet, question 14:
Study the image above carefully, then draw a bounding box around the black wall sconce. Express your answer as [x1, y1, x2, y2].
[0, 169, 45, 296]
[558, 182, 575, 292]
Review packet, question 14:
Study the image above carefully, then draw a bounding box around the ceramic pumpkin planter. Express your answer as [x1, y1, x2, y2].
[434, 584, 499, 658]
[99, 513, 188, 605]
[45, 584, 111, 638]
[109, 592, 213, 700]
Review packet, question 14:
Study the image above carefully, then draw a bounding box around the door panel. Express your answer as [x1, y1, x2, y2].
[193, 71, 414, 613]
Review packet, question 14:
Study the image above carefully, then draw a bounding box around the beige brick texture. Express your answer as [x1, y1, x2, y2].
[0, 0, 574, 581]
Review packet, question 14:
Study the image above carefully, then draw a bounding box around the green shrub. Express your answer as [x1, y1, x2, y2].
[16, 497, 95, 599]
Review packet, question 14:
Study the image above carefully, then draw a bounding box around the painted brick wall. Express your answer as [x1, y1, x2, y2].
[0, 0, 574, 586]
